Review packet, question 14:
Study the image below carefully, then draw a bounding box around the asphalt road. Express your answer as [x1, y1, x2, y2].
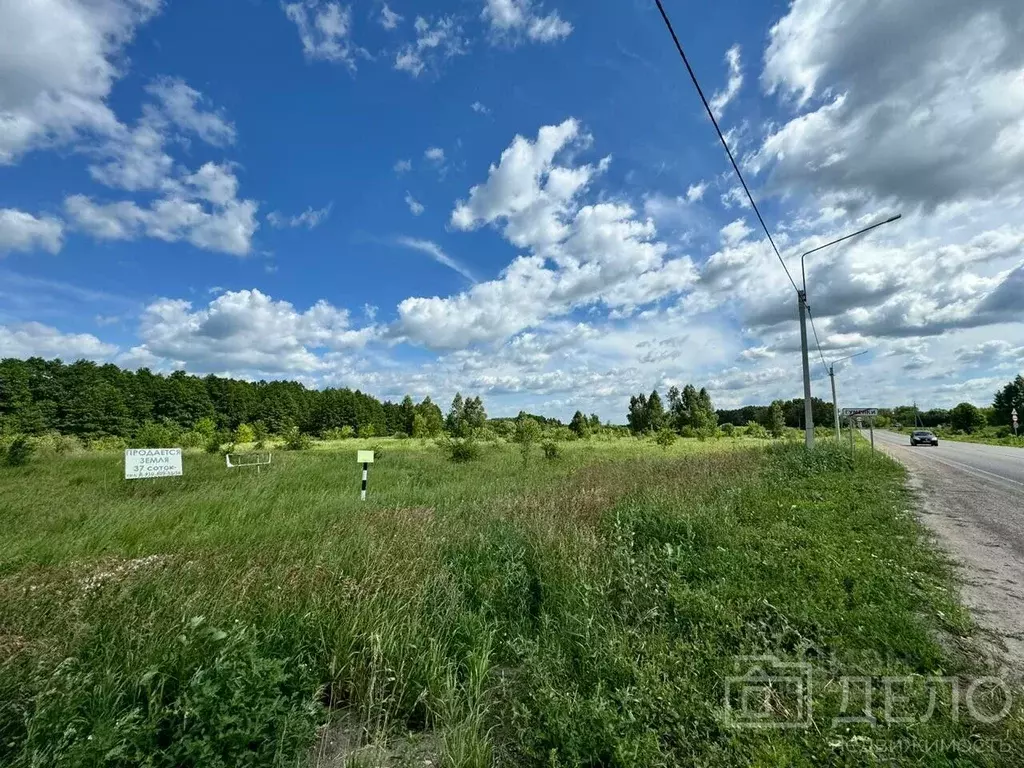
[870, 430, 1024, 665]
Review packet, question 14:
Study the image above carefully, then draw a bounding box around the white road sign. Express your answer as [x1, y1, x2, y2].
[841, 408, 878, 417]
[125, 448, 182, 480]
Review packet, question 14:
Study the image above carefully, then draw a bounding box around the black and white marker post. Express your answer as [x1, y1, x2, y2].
[357, 450, 374, 501]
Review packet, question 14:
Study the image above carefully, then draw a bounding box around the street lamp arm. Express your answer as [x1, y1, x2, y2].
[794, 212, 900, 450]
[829, 349, 870, 369]
[799, 214, 902, 294]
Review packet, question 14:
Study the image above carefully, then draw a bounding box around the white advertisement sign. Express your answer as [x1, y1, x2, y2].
[125, 448, 183, 480]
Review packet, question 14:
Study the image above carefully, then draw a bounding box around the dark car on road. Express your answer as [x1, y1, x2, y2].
[910, 430, 939, 446]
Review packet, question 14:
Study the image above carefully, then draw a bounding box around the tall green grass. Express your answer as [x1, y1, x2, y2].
[0, 440, 1020, 766]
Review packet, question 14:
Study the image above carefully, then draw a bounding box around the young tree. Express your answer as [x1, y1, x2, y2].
[416, 396, 445, 436]
[462, 396, 487, 434]
[446, 393, 466, 436]
[513, 412, 541, 464]
[949, 402, 986, 433]
[398, 395, 416, 436]
[627, 394, 648, 434]
[655, 428, 677, 449]
[195, 417, 217, 440]
[589, 413, 601, 430]
[667, 385, 683, 431]
[569, 410, 590, 438]
[646, 390, 665, 432]
[695, 387, 718, 434]
[767, 401, 786, 438]
[234, 422, 255, 444]
[682, 384, 700, 428]
[411, 413, 428, 438]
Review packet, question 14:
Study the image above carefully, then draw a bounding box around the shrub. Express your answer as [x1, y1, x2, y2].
[180, 430, 206, 449]
[89, 435, 128, 452]
[476, 426, 500, 443]
[132, 421, 178, 449]
[655, 428, 677, 449]
[721, 423, 736, 437]
[194, 417, 217, 440]
[392, 431, 409, 440]
[357, 424, 376, 438]
[679, 425, 696, 439]
[513, 415, 541, 464]
[696, 426, 717, 442]
[4, 436, 35, 467]
[744, 423, 769, 439]
[339, 425, 355, 439]
[541, 440, 560, 460]
[442, 436, 480, 463]
[234, 423, 255, 444]
[205, 431, 230, 454]
[252, 421, 269, 443]
[55, 434, 85, 454]
[32, 432, 84, 456]
[284, 426, 312, 451]
[949, 402, 986, 433]
[368, 443, 385, 462]
[548, 426, 576, 442]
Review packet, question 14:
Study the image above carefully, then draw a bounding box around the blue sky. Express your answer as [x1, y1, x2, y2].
[2, 0, 1023, 420]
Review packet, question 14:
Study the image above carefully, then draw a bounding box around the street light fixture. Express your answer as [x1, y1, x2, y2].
[796, 214, 902, 449]
[828, 350, 870, 439]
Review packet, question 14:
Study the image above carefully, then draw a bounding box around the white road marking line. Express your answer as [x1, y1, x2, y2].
[896, 449, 1024, 489]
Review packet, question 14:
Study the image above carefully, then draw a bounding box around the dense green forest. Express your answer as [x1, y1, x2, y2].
[0, 357, 451, 440]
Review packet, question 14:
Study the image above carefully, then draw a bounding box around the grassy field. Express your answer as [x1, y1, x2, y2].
[1, 437, 1021, 766]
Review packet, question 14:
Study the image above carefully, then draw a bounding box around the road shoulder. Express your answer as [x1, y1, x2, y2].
[874, 437, 1024, 672]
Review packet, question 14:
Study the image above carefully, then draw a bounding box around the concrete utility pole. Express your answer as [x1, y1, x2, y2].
[797, 291, 815, 449]
[830, 366, 840, 440]
[797, 214, 902, 449]
[827, 350, 870, 440]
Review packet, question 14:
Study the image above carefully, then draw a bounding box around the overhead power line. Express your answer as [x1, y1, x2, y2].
[653, 0, 798, 293]
[805, 305, 830, 377]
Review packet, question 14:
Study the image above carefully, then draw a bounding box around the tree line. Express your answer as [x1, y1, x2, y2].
[712, 375, 1024, 436]
[0, 357, 461, 440]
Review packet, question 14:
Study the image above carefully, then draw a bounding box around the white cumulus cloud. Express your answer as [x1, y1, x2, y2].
[481, 0, 572, 44]
[0, 321, 116, 359]
[394, 15, 467, 77]
[0, 209, 64, 255]
[404, 193, 425, 216]
[284, 0, 358, 69]
[709, 45, 743, 117]
[396, 120, 696, 349]
[267, 203, 332, 229]
[131, 289, 375, 374]
[0, 0, 161, 164]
